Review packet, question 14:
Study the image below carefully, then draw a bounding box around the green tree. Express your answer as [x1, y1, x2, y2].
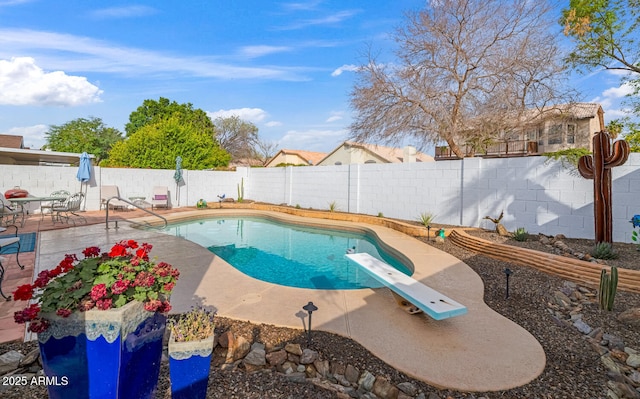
[125, 97, 215, 137]
[561, 0, 640, 114]
[44, 117, 123, 163]
[213, 116, 259, 161]
[622, 120, 640, 151]
[104, 117, 230, 169]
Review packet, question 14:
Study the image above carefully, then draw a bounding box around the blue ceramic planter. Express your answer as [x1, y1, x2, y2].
[168, 332, 214, 399]
[37, 301, 166, 399]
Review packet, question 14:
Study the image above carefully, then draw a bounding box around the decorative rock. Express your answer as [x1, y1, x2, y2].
[244, 347, 266, 366]
[314, 359, 330, 378]
[287, 352, 301, 364]
[358, 370, 376, 391]
[217, 331, 233, 348]
[618, 308, 640, 327]
[300, 348, 318, 364]
[226, 335, 251, 363]
[331, 362, 346, 376]
[607, 380, 640, 399]
[604, 334, 626, 351]
[280, 361, 295, 374]
[397, 381, 418, 396]
[626, 353, 640, 368]
[601, 355, 623, 374]
[296, 364, 306, 373]
[18, 349, 40, 367]
[304, 364, 317, 378]
[552, 290, 572, 308]
[345, 364, 360, 384]
[372, 376, 399, 399]
[573, 319, 593, 334]
[0, 350, 24, 375]
[266, 349, 287, 366]
[398, 393, 413, 399]
[284, 343, 303, 356]
[629, 370, 640, 385]
[555, 233, 566, 239]
[284, 372, 307, 383]
[335, 373, 351, 387]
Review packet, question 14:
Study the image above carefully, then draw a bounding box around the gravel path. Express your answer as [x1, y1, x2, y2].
[2, 229, 639, 398]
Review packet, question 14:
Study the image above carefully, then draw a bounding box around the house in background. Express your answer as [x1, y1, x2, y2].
[264, 149, 328, 167]
[435, 103, 605, 160]
[0, 134, 25, 150]
[0, 134, 94, 166]
[317, 141, 434, 166]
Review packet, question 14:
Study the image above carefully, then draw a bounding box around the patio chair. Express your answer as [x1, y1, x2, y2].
[53, 192, 86, 226]
[39, 190, 70, 221]
[0, 196, 24, 227]
[0, 224, 24, 300]
[101, 185, 128, 211]
[151, 186, 170, 210]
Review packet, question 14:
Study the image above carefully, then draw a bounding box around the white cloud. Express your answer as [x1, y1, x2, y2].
[239, 45, 292, 58]
[325, 111, 344, 122]
[0, 57, 102, 106]
[265, 121, 283, 127]
[278, 128, 346, 151]
[602, 83, 634, 99]
[276, 10, 360, 30]
[208, 108, 269, 123]
[90, 5, 157, 19]
[2, 124, 48, 149]
[0, 29, 307, 81]
[331, 64, 359, 77]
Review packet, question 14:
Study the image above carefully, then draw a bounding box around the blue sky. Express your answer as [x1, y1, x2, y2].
[0, 0, 634, 153]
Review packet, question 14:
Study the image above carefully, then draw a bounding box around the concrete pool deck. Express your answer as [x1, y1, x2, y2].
[20, 209, 544, 392]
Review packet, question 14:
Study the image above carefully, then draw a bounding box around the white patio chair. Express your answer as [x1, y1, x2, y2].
[151, 186, 170, 210]
[40, 190, 70, 221]
[101, 185, 128, 211]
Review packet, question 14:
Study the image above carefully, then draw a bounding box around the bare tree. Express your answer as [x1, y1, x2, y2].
[213, 116, 259, 161]
[254, 138, 278, 166]
[350, 0, 573, 158]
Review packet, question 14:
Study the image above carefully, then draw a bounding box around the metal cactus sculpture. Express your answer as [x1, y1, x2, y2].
[578, 131, 630, 243]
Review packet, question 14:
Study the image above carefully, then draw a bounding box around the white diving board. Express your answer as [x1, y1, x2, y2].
[345, 253, 467, 320]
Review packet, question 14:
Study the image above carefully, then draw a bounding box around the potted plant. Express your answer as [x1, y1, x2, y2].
[13, 239, 180, 399]
[168, 306, 216, 399]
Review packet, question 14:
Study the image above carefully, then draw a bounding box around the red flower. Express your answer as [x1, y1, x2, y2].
[127, 240, 138, 249]
[134, 271, 155, 288]
[108, 243, 127, 257]
[56, 308, 72, 318]
[90, 284, 107, 301]
[82, 246, 101, 258]
[111, 279, 130, 295]
[13, 284, 34, 301]
[163, 282, 175, 292]
[28, 318, 50, 333]
[79, 299, 95, 311]
[96, 299, 113, 310]
[14, 304, 41, 324]
[144, 299, 162, 312]
[33, 270, 52, 288]
[158, 301, 172, 313]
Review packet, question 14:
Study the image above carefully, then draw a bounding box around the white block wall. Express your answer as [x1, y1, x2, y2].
[2, 153, 640, 241]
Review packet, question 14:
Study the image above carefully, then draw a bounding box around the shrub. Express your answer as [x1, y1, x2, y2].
[590, 242, 619, 260]
[169, 306, 216, 342]
[417, 212, 435, 227]
[328, 201, 339, 212]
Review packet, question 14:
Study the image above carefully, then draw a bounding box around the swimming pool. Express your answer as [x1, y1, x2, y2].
[160, 216, 412, 289]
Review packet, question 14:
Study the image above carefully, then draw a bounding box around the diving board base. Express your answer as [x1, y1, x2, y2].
[345, 253, 467, 320]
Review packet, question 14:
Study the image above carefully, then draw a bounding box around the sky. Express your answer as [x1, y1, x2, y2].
[0, 0, 635, 154]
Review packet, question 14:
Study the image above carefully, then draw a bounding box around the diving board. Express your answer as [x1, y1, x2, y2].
[345, 253, 467, 320]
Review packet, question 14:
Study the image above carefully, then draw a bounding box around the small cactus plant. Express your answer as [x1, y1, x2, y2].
[513, 227, 528, 242]
[598, 266, 618, 311]
[237, 178, 244, 202]
[591, 242, 619, 260]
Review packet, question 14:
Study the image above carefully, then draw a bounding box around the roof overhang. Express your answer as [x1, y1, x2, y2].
[0, 147, 96, 166]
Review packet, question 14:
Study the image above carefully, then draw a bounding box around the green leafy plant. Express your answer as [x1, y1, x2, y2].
[377, 212, 384, 218]
[590, 242, 619, 260]
[417, 212, 435, 227]
[12, 240, 180, 333]
[237, 178, 244, 202]
[599, 266, 618, 311]
[513, 227, 528, 242]
[543, 148, 591, 173]
[196, 199, 207, 209]
[328, 201, 339, 212]
[169, 306, 216, 342]
[295, 204, 301, 209]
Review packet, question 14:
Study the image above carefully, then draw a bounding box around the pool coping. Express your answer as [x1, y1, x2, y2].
[37, 209, 546, 392]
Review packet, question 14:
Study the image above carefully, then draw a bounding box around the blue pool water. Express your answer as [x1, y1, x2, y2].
[161, 217, 412, 290]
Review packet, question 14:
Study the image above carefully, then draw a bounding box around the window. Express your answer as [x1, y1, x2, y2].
[548, 124, 563, 145]
[567, 124, 576, 144]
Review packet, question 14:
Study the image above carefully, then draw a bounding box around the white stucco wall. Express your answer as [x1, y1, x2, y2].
[2, 153, 640, 241]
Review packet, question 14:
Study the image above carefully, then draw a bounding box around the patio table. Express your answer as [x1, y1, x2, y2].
[8, 196, 64, 227]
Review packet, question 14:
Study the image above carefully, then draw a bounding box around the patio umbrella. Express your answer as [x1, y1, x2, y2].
[76, 152, 91, 210]
[173, 156, 183, 206]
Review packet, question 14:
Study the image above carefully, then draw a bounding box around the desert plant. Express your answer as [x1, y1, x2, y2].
[513, 227, 528, 242]
[598, 266, 618, 311]
[377, 212, 384, 218]
[295, 204, 301, 209]
[169, 306, 216, 342]
[591, 242, 619, 260]
[417, 212, 435, 227]
[328, 201, 339, 212]
[237, 178, 244, 202]
[483, 210, 509, 236]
